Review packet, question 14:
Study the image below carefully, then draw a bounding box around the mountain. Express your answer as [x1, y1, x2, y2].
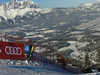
[1, 0, 100, 33]
[0, 0, 40, 9]
[1, 0, 100, 32]
[0, 0, 40, 20]
[1, 0, 100, 67]
[79, 3, 93, 8]
[78, 1, 100, 10]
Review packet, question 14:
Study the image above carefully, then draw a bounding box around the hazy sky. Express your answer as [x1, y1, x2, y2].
[0, 0, 99, 8]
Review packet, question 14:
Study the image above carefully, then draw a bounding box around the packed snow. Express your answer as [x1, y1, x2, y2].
[0, 59, 100, 75]
[0, 59, 73, 75]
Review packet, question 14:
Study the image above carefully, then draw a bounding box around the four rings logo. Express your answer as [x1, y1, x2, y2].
[5, 46, 22, 55]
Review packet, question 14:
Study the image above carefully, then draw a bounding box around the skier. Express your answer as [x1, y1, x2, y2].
[24, 44, 32, 60]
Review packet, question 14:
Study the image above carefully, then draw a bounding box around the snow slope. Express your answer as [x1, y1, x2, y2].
[0, 59, 73, 75]
[78, 73, 100, 75]
[0, 59, 100, 75]
[58, 41, 89, 59]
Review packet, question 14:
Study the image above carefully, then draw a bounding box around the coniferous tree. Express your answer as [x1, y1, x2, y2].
[84, 52, 91, 69]
[96, 49, 100, 67]
[82, 52, 93, 73]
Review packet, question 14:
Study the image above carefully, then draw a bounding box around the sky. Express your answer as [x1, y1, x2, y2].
[0, 0, 99, 8]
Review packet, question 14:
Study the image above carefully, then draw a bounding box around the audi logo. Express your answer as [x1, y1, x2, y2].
[5, 46, 22, 55]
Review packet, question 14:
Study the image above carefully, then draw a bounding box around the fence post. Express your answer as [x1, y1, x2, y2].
[22, 37, 23, 43]
[18, 35, 19, 43]
[39, 43, 42, 62]
[52, 48, 54, 64]
[45, 44, 47, 63]
[5, 33, 6, 42]
[49, 44, 51, 64]
[31, 38, 32, 44]
[57, 52, 58, 64]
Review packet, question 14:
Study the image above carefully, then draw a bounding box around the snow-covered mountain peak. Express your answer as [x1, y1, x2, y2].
[79, 3, 93, 8]
[82, 3, 93, 7]
[24, 0, 29, 1]
[20, 0, 36, 7]
[13, 0, 18, 1]
[0, 0, 41, 19]
[3, 0, 40, 9]
[97, 0, 100, 3]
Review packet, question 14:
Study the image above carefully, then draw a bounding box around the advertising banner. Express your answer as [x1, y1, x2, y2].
[0, 41, 25, 60]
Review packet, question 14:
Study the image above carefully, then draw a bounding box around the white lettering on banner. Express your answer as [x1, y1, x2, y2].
[5, 46, 22, 55]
